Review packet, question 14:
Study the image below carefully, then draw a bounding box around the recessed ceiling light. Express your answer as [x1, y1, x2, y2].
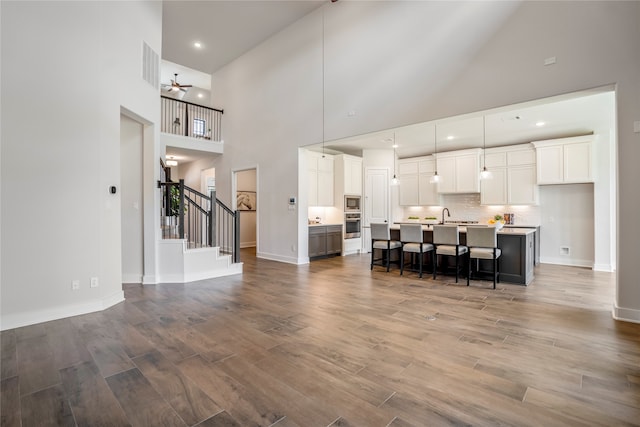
[446, 135, 454, 140]
[536, 121, 545, 127]
[197, 93, 204, 98]
[193, 41, 202, 48]
[392, 143, 399, 148]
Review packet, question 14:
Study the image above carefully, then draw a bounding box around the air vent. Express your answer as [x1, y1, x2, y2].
[142, 41, 159, 89]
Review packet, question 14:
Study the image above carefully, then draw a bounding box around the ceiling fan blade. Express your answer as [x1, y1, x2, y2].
[179, 85, 193, 88]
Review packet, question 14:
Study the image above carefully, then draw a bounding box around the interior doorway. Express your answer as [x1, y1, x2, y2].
[201, 167, 216, 195]
[234, 168, 258, 253]
[120, 114, 144, 283]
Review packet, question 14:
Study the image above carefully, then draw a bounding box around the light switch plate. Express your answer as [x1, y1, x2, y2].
[634, 121, 640, 133]
[90, 277, 99, 288]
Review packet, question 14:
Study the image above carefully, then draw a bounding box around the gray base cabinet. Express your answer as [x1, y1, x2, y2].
[309, 225, 342, 259]
[496, 233, 535, 285]
[390, 227, 535, 285]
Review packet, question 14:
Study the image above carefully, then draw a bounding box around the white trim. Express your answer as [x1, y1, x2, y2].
[612, 304, 640, 324]
[142, 274, 157, 285]
[240, 241, 256, 248]
[122, 274, 142, 284]
[257, 251, 301, 265]
[593, 263, 615, 272]
[0, 291, 124, 331]
[539, 257, 593, 268]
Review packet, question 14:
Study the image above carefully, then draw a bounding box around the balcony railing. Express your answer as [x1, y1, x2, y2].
[161, 96, 224, 141]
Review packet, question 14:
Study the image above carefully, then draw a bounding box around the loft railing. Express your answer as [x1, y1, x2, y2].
[158, 179, 240, 263]
[161, 96, 224, 141]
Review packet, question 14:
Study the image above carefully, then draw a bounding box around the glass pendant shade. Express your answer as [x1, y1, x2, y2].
[480, 167, 493, 180]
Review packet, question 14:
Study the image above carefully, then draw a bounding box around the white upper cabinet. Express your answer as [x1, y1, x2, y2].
[532, 136, 593, 184]
[481, 144, 538, 205]
[398, 156, 440, 206]
[308, 151, 334, 207]
[338, 154, 362, 196]
[435, 148, 481, 194]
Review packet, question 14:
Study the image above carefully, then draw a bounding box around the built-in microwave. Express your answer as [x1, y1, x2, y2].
[344, 195, 361, 212]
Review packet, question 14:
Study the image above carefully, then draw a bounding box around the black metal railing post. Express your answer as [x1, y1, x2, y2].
[178, 179, 185, 239]
[234, 209, 241, 263]
[209, 189, 216, 247]
[184, 103, 189, 137]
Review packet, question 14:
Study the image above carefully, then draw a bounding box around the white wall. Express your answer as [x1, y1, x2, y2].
[539, 184, 595, 267]
[120, 115, 144, 283]
[210, 1, 640, 321]
[0, 1, 162, 330]
[400, 194, 542, 227]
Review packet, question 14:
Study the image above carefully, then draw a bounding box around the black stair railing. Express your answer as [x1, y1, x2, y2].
[158, 179, 239, 263]
[161, 96, 224, 141]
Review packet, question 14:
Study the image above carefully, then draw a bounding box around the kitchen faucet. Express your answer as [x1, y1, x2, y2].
[441, 207, 450, 224]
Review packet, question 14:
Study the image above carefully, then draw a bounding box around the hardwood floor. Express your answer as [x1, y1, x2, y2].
[2, 248, 640, 426]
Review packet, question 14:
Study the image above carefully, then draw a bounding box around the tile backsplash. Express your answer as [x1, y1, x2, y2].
[400, 193, 541, 226]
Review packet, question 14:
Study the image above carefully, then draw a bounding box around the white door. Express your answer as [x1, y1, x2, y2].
[365, 167, 389, 225]
[363, 167, 389, 253]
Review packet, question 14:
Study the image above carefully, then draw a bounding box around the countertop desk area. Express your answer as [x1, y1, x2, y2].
[388, 224, 535, 285]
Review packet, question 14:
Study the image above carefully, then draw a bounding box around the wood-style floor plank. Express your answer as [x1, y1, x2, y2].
[2, 248, 640, 426]
[105, 367, 186, 426]
[132, 349, 222, 426]
[1, 376, 21, 427]
[20, 384, 74, 427]
[59, 360, 131, 426]
[0, 331, 17, 380]
[15, 333, 60, 396]
[177, 355, 286, 426]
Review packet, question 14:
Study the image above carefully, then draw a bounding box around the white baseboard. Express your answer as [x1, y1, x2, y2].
[0, 290, 124, 331]
[342, 249, 362, 256]
[256, 251, 301, 265]
[122, 273, 142, 284]
[240, 241, 256, 248]
[612, 303, 640, 324]
[539, 257, 593, 268]
[593, 263, 616, 272]
[142, 274, 157, 285]
[183, 263, 243, 282]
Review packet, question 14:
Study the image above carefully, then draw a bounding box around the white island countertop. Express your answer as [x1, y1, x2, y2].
[390, 224, 535, 236]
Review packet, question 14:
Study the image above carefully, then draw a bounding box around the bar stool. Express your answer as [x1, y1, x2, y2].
[433, 224, 468, 283]
[466, 225, 501, 289]
[370, 223, 402, 272]
[400, 223, 435, 279]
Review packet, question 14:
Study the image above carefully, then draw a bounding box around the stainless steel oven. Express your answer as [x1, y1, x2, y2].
[345, 213, 361, 239]
[344, 195, 361, 212]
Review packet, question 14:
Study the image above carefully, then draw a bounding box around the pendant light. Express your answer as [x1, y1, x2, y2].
[480, 115, 493, 180]
[430, 124, 441, 184]
[391, 132, 399, 186]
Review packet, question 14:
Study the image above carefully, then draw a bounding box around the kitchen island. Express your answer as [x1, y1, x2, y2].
[389, 224, 535, 285]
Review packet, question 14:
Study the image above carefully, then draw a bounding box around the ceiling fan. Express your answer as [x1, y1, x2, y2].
[162, 73, 192, 93]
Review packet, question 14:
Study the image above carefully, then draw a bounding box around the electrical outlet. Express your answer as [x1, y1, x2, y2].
[71, 280, 80, 291]
[90, 277, 99, 288]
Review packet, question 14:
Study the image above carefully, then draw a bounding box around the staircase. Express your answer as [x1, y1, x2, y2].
[158, 179, 242, 283]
